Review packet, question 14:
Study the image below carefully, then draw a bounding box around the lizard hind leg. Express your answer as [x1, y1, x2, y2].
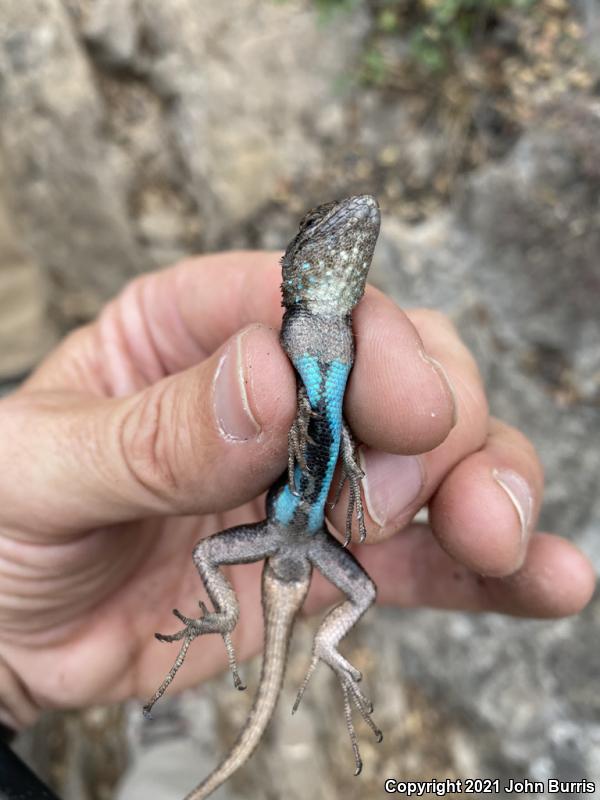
[143, 521, 278, 719]
[298, 529, 382, 775]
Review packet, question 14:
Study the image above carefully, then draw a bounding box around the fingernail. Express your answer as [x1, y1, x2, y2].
[214, 330, 261, 441]
[363, 449, 425, 527]
[420, 351, 458, 428]
[492, 468, 533, 552]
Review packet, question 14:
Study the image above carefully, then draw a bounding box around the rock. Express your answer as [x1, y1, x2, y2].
[0, 155, 58, 378]
[0, 0, 145, 318]
[0, 0, 368, 325]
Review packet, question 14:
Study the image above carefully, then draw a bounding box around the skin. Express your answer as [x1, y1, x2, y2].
[0, 251, 594, 731]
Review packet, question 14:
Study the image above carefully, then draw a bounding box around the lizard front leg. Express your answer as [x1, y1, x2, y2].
[143, 521, 278, 717]
[332, 420, 367, 546]
[295, 528, 381, 775]
[287, 383, 317, 494]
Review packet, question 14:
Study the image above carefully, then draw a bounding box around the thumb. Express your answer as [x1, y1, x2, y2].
[0, 325, 294, 537]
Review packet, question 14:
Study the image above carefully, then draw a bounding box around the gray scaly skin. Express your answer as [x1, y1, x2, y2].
[143, 195, 382, 799]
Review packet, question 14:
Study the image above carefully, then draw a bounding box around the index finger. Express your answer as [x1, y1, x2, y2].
[172, 252, 284, 356]
[26, 252, 283, 394]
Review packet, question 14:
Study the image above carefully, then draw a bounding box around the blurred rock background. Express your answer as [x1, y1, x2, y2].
[0, 0, 598, 798]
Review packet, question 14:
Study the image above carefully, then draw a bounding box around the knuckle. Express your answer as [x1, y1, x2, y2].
[118, 381, 182, 502]
[60, 325, 93, 354]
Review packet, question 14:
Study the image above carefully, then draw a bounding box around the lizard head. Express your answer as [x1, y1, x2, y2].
[281, 194, 380, 315]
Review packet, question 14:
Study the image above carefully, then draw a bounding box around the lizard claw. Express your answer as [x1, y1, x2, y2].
[339, 422, 367, 546]
[293, 635, 381, 775]
[147, 603, 245, 715]
[288, 385, 317, 494]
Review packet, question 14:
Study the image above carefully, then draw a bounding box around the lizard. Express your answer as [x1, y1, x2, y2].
[143, 194, 382, 799]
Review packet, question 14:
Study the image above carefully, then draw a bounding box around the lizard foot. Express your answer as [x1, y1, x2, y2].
[288, 385, 318, 495]
[143, 601, 245, 719]
[332, 422, 367, 546]
[291, 640, 382, 775]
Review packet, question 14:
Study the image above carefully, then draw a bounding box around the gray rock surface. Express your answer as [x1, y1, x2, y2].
[0, 0, 144, 320]
[0, 0, 368, 326]
[0, 154, 57, 378]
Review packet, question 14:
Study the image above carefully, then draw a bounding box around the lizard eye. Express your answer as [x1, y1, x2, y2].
[298, 200, 338, 235]
[301, 213, 320, 230]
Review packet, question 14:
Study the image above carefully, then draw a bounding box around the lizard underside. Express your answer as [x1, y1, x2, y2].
[143, 194, 382, 800]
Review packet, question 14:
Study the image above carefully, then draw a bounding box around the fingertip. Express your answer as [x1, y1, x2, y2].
[182, 322, 295, 506]
[430, 453, 532, 578]
[350, 290, 456, 454]
[498, 533, 597, 618]
[214, 324, 294, 443]
[246, 324, 297, 433]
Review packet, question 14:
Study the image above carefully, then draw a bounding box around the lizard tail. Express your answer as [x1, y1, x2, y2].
[185, 561, 311, 800]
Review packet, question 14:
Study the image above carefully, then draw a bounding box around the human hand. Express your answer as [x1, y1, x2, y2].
[0, 253, 594, 730]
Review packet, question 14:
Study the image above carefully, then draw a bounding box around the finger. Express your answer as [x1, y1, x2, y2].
[330, 307, 487, 538]
[429, 418, 545, 576]
[305, 526, 595, 619]
[348, 296, 458, 454]
[26, 252, 283, 395]
[0, 325, 295, 536]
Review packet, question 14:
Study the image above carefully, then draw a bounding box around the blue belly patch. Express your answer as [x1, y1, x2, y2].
[307, 360, 349, 532]
[273, 358, 350, 532]
[274, 477, 300, 524]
